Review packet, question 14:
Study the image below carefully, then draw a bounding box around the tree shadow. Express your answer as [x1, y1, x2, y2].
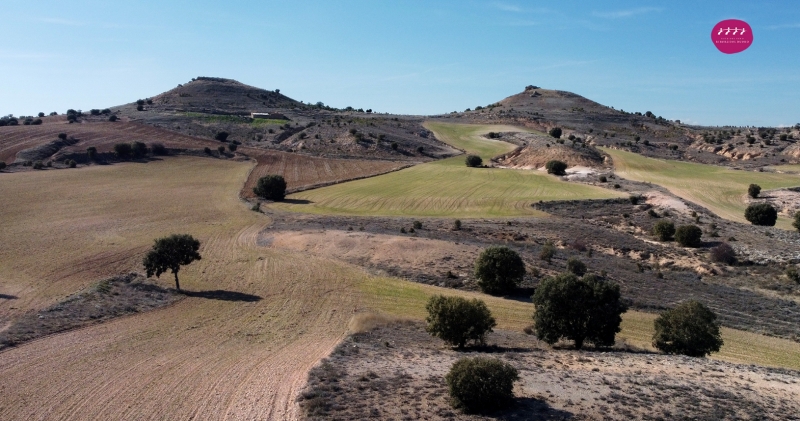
[183, 290, 262, 302]
[281, 198, 313, 205]
[0, 294, 18, 300]
[483, 397, 574, 420]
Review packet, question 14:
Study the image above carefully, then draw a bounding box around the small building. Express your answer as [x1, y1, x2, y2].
[251, 112, 288, 120]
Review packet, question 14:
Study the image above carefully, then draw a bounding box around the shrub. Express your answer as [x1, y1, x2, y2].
[413, 221, 422, 230]
[38, 112, 45, 117]
[548, 127, 562, 139]
[566, 257, 587, 276]
[652, 220, 675, 241]
[114, 143, 133, 159]
[446, 357, 518, 413]
[709, 243, 736, 265]
[748, 184, 761, 198]
[416, 146, 424, 154]
[217, 145, 226, 154]
[786, 267, 800, 284]
[131, 141, 148, 158]
[465, 155, 482, 167]
[793, 212, 800, 232]
[204, 147, 212, 155]
[151, 143, 168, 155]
[215, 131, 229, 142]
[545, 160, 567, 176]
[136, 99, 145, 106]
[86, 146, 97, 160]
[453, 219, 462, 231]
[228, 144, 237, 152]
[33, 161, 44, 170]
[391, 142, 399, 150]
[68, 160, 77, 168]
[109, 115, 118, 122]
[744, 203, 777, 226]
[425, 295, 496, 348]
[540, 242, 555, 262]
[474, 246, 526, 295]
[58, 133, 67, 140]
[598, 175, 607, 183]
[675, 225, 702, 247]
[532, 273, 627, 349]
[652, 300, 723, 357]
[629, 195, 641, 205]
[90, 109, 101, 116]
[31, 119, 42, 125]
[0, 162, 6, 171]
[136, 105, 144, 111]
[253, 174, 287, 201]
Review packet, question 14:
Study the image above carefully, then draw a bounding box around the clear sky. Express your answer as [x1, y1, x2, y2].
[1, 1, 798, 126]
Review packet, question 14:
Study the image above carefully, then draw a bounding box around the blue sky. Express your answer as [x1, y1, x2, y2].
[1, 0, 798, 126]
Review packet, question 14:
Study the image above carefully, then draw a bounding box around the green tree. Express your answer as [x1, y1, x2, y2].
[215, 131, 229, 142]
[86, 146, 97, 160]
[114, 143, 133, 159]
[446, 357, 518, 413]
[474, 246, 526, 295]
[539, 242, 555, 263]
[652, 220, 676, 241]
[253, 174, 287, 201]
[744, 203, 777, 226]
[675, 224, 702, 247]
[652, 300, 723, 357]
[532, 273, 627, 349]
[143, 234, 202, 291]
[465, 155, 482, 167]
[748, 184, 761, 198]
[425, 295, 496, 348]
[548, 127, 562, 139]
[131, 141, 148, 158]
[566, 257, 587, 276]
[545, 160, 567, 176]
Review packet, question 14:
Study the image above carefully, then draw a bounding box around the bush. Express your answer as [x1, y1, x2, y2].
[114, 143, 133, 159]
[748, 184, 761, 198]
[228, 144, 237, 152]
[545, 160, 567, 176]
[217, 145, 226, 154]
[453, 219, 462, 231]
[136, 105, 144, 111]
[215, 131, 229, 142]
[786, 267, 800, 284]
[416, 146, 424, 154]
[465, 155, 482, 167]
[33, 161, 44, 170]
[532, 273, 627, 349]
[744, 203, 777, 226]
[474, 246, 526, 295]
[675, 225, 702, 247]
[204, 147, 212, 155]
[68, 160, 77, 168]
[425, 295, 496, 348]
[540, 242, 555, 262]
[90, 109, 101, 116]
[446, 357, 518, 413]
[548, 127, 562, 139]
[86, 146, 97, 160]
[31, 119, 42, 125]
[709, 243, 736, 265]
[598, 175, 607, 183]
[629, 195, 641, 205]
[58, 133, 67, 140]
[413, 221, 422, 230]
[652, 220, 675, 241]
[794, 212, 800, 232]
[566, 257, 587, 276]
[109, 115, 118, 122]
[131, 141, 148, 158]
[652, 300, 723, 357]
[0, 162, 6, 171]
[253, 174, 287, 201]
[151, 143, 168, 155]
[391, 142, 398, 150]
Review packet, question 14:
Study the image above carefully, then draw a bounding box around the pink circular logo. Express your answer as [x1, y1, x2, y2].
[711, 19, 753, 54]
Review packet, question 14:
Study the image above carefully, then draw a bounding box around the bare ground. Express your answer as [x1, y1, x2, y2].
[299, 322, 800, 420]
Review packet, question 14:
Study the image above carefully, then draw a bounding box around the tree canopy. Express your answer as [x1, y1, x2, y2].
[143, 234, 202, 291]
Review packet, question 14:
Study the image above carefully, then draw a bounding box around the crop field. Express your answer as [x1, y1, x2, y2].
[270, 123, 624, 217]
[604, 147, 800, 229]
[242, 150, 408, 197]
[0, 120, 220, 163]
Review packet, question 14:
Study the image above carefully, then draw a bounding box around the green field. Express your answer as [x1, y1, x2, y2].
[604, 148, 800, 229]
[360, 275, 800, 370]
[271, 123, 624, 217]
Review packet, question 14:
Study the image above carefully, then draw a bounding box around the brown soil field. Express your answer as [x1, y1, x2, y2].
[300, 322, 800, 420]
[241, 150, 410, 197]
[0, 156, 381, 420]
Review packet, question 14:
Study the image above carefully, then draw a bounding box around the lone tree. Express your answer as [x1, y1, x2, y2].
[653, 220, 676, 241]
[465, 155, 482, 167]
[745, 203, 777, 226]
[675, 224, 702, 247]
[446, 357, 518, 413]
[748, 184, 761, 198]
[652, 300, 723, 357]
[425, 295, 496, 348]
[474, 246, 526, 295]
[545, 160, 567, 176]
[253, 175, 287, 201]
[548, 127, 562, 139]
[143, 234, 202, 291]
[532, 273, 627, 349]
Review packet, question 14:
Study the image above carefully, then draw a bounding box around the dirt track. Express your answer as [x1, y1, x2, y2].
[0, 157, 371, 420]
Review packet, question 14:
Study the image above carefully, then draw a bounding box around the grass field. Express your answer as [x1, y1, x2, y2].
[359, 276, 800, 370]
[604, 148, 800, 229]
[270, 123, 624, 217]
